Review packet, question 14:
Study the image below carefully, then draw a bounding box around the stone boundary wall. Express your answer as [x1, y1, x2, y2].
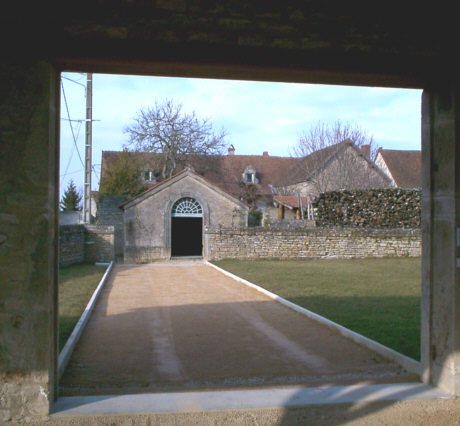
[97, 195, 128, 260]
[206, 227, 421, 260]
[59, 225, 115, 267]
[59, 225, 85, 267]
[84, 225, 115, 264]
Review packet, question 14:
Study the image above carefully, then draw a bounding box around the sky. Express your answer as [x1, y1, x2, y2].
[59, 72, 422, 198]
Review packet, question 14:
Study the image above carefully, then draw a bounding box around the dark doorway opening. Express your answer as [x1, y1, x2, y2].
[171, 217, 203, 257]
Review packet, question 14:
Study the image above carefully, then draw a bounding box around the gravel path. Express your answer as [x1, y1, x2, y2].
[60, 261, 417, 395]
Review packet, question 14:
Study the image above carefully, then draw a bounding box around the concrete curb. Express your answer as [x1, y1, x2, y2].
[58, 261, 115, 379]
[206, 261, 422, 377]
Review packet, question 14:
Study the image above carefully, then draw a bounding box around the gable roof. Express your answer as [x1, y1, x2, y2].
[100, 150, 301, 199]
[291, 141, 352, 183]
[120, 167, 249, 210]
[273, 195, 310, 210]
[286, 140, 390, 185]
[376, 149, 421, 188]
[204, 154, 300, 196]
[101, 142, 391, 201]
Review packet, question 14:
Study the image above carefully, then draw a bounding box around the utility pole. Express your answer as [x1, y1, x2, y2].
[83, 73, 93, 224]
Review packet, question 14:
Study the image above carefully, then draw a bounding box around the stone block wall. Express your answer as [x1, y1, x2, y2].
[59, 225, 85, 267]
[97, 195, 127, 260]
[58, 225, 114, 267]
[206, 227, 421, 260]
[84, 225, 115, 263]
[124, 246, 165, 264]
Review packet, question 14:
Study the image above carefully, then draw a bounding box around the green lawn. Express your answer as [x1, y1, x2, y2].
[212, 258, 421, 360]
[58, 263, 107, 351]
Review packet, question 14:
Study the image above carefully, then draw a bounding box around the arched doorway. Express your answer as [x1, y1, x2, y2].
[171, 197, 203, 257]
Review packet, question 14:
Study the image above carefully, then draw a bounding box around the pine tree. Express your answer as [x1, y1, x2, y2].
[60, 180, 82, 211]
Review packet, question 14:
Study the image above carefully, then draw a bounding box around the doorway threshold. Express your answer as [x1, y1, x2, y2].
[170, 256, 203, 260]
[52, 383, 452, 418]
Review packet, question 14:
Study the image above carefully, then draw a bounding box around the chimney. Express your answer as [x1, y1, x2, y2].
[361, 144, 370, 159]
[228, 144, 235, 155]
[262, 151, 269, 157]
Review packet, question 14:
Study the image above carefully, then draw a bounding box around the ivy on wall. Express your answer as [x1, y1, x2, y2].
[313, 188, 421, 228]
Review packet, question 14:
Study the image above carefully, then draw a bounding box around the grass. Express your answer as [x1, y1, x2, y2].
[58, 263, 107, 351]
[212, 257, 421, 360]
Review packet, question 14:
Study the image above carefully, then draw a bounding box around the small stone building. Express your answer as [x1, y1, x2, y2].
[122, 167, 249, 263]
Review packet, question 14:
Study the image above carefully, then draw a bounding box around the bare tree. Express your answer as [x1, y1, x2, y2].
[124, 99, 227, 180]
[286, 121, 389, 195]
[291, 121, 378, 158]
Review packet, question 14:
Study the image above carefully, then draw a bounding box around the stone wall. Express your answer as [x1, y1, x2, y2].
[206, 227, 421, 260]
[59, 225, 85, 267]
[84, 225, 115, 263]
[58, 225, 114, 267]
[97, 195, 127, 261]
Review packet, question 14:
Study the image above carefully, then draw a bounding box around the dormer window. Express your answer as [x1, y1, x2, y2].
[243, 166, 258, 184]
[144, 170, 156, 182]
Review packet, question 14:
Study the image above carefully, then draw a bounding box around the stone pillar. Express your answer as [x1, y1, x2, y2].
[0, 62, 59, 421]
[421, 87, 460, 395]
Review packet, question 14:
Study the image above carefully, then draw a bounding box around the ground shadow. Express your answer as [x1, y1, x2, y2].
[59, 296, 419, 396]
[55, 263, 436, 424]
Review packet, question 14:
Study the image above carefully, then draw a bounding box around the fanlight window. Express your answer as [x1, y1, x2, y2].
[171, 197, 203, 217]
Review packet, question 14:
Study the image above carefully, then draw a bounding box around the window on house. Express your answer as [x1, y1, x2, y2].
[243, 166, 257, 184]
[144, 170, 155, 182]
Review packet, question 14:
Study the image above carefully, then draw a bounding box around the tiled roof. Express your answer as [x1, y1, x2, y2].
[273, 195, 310, 209]
[119, 166, 249, 210]
[286, 141, 352, 184]
[100, 142, 391, 199]
[285, 140, 385, 185]
[378, 149, 421, 188]
[100, 150, 301, 198]
[206, 154, 300, 196]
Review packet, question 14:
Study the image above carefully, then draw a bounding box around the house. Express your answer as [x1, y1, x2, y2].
[100, 141, 396, 232]
[121, 167, 248, 263]
[4, 2, 460, 417]
[374, 148, 421, 189]
[272, 195, 312, 221]
[281, 140, 392, 197]
[58, 210, 82, 225]
[100, 147, 301, 222]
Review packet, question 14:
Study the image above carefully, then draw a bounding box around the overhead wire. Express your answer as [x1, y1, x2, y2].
[61, 78, 85, 171]
[60, 120, 83, 184]
[61, 73, 101, 193]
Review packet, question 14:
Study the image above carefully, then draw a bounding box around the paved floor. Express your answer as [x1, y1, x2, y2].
[60, 260, 418, 396]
